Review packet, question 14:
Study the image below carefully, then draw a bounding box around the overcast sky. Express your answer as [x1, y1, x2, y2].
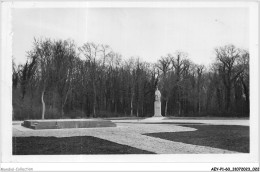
[12, 8, 249, 66]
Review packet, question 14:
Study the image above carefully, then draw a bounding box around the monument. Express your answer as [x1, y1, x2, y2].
[154, 87, 162, 117]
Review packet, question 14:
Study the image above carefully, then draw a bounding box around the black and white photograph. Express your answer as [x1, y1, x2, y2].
[0, 1, 259, 171]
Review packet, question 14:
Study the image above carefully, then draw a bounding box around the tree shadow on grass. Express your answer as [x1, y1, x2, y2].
[13, 136, 154, 155]
[144, 125, 249, 153]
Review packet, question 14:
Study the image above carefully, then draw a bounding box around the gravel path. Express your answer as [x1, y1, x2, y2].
[13, 118, 248, 154]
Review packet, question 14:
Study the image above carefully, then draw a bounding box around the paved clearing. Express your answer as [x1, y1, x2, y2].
[13, 118, 249, 154]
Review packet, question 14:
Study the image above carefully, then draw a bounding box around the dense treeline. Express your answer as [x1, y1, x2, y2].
[12, 38, 249, 120]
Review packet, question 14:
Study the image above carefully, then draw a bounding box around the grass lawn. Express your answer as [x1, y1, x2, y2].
[13, 136, 154, 155]
[145, 124, 249, 153]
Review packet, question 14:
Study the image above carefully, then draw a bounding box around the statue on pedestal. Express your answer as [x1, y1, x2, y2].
[154, 87, 162, 117]
[155, 87, 161, 102]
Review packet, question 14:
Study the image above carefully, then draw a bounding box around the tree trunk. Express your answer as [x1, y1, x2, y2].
[115, 102, 117, 114]
[178, 101, 181, 116]
[81, 95, 85, 114]
[93, 82, 96, 117]
[61, 107, 64, 118]
[61, 100, 64, 118]
[29, 91, 34, 119]
[225, 86, 231, 112]
[165, 99, 168, 117]
[41, 90, 45, 119]
[216, 88, 222, 110]
[130, 93, 134, 116]
[104, 90, 107, 111]
[60, 87, 70, 119]
[241, 79, 249, 113]
[198, 93, 201, 114]
[142, 103, 144, 117]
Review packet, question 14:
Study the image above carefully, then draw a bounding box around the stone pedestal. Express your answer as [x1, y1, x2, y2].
[154, 101, 162, 117]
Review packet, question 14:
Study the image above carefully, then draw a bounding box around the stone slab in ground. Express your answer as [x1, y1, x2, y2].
[22, 118, 116, 129]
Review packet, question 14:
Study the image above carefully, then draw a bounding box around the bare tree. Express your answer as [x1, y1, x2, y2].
[238, 50, 249, 113]
[79, 42, 100, 117]
[52, 40, 76, 118]
[215, 44, 244, 112]
[12, 39, 250, 120]
[170, 51, 188, 116]
[196, 65, 205, 113]
[157, 56, 172, 116]
[12, 59, 19, 89]
[34, 38, 53, 119]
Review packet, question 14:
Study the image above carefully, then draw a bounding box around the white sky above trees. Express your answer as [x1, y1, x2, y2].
[12, 8, 249, 66]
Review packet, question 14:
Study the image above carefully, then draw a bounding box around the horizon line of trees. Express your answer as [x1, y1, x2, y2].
[12, 38, 249, 120]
